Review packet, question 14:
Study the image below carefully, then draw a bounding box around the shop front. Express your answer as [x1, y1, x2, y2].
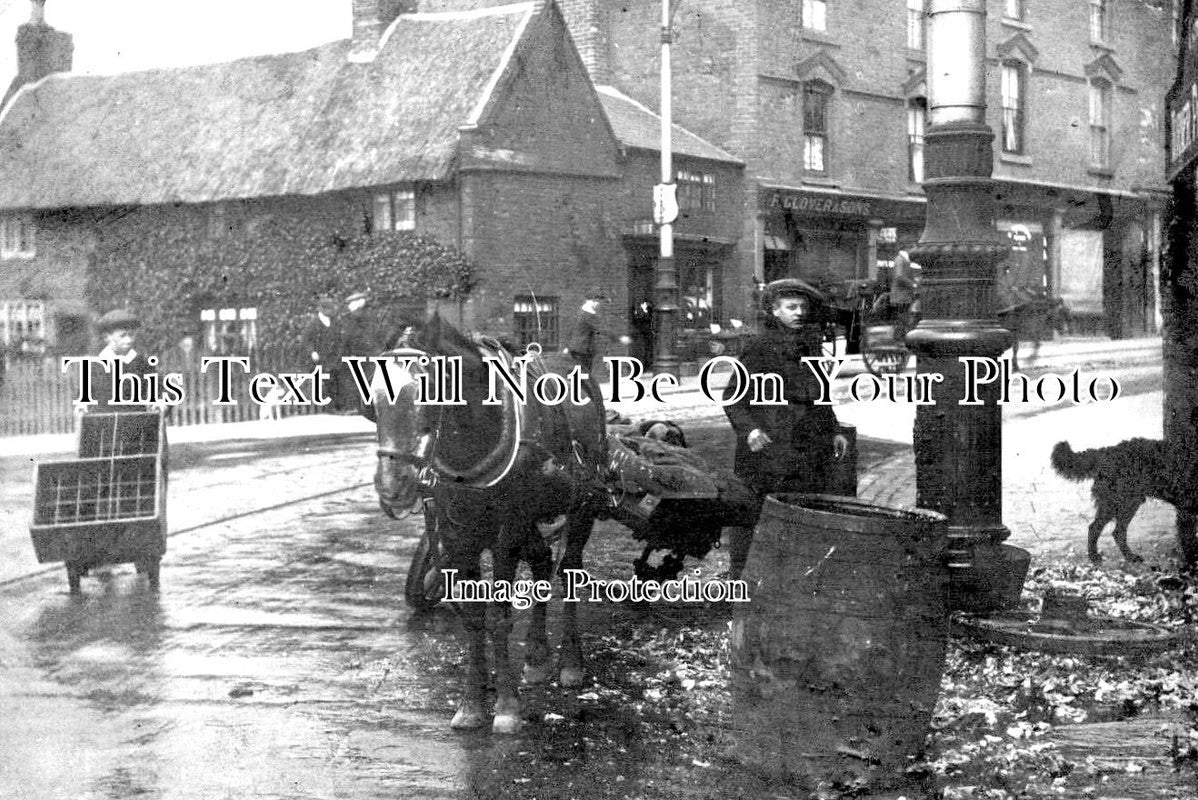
[759, 185, 926, 301]
[624, 233, 736, 369]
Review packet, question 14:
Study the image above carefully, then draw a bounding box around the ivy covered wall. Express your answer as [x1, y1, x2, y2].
[83, 191, 474, 357]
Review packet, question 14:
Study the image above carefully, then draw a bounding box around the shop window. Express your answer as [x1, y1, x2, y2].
[513, 295, 559, 348]
[676, 170, 716, 213]
[802, 0, 826, 32]
[679, 263, 718, 332]
[1000, 62, 1026, 154]
[906, 0, 925, 50]
[1089, 0, 1108, 44]
[1089, 79, 1111, 170]
[1, 299, 45, 351]
[803, 82, 831, 173]
[371, 187, 416, 233]
[200, 307, 258, 355]
[1004, 0, 1023, 22]
[0, 214, 35, 259]
[907, 97, 926, 183]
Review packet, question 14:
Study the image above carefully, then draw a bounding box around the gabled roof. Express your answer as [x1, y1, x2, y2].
[595, 85, 741, 166]
[0, 3, 539, 210]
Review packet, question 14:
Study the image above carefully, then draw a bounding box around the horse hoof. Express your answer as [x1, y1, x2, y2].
[559, 666, 586, 688]
[492, 713, 523, 735]
[523, 662, 551, 685]
[1126, 553, 1144, 563]
[451, 704, 487, 730]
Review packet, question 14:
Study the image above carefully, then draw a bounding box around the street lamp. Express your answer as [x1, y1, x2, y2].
[652, 0, 681, 378]
[906, 0, 1018, 611]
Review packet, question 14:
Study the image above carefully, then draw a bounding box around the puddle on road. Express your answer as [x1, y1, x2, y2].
[0, 423, 782, 799]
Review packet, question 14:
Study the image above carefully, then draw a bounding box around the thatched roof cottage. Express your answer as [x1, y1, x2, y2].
[0, 0, 740, 365]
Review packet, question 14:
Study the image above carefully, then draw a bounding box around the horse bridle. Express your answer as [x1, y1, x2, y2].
[374, 346, 443, 490]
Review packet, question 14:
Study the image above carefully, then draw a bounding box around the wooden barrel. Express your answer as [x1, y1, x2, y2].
[729, 493, 949, 792]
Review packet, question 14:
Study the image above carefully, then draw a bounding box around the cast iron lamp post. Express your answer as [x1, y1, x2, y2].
[906, 0, 1013, 608]
[652, 0, 681, 378]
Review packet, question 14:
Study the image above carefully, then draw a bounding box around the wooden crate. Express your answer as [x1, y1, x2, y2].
[29, 455, 165, 567]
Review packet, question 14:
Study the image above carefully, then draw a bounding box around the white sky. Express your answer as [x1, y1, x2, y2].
[0, 0, 351, 84]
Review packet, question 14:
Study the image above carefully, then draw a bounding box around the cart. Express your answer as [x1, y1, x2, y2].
[860, 321, 913, 375]
[29, 411, 167, 594]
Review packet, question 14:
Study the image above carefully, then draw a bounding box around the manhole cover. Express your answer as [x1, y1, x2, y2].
[953, 612, 1183, 657]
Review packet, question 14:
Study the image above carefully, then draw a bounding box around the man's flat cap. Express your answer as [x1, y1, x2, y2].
[761, 278, 827, 310]
[96, 308, 141, 333]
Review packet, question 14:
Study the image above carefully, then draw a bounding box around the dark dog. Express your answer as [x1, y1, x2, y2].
[1051, 439, 1198, 565]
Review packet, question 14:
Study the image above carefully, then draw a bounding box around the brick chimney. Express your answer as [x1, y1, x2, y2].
[350, 0, 415, 62]
[3, 0, 73, 109]
[558, 0, 610, 85]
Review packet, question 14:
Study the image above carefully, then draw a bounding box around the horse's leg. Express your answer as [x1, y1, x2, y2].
[490, 532, 522, 735]
[450, 547, 489, 731]
[522, 531, 553, 686]
[557, 513, 595, 688]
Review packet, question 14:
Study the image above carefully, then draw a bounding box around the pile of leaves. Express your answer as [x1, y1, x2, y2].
[580, 563, 1198, 799]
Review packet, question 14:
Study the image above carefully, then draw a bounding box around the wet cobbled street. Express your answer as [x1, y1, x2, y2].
[1, 418, 912, 800]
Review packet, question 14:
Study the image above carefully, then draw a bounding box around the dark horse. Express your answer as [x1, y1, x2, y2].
[998, 285, 1071, 372]
[370, 315, 607, 734]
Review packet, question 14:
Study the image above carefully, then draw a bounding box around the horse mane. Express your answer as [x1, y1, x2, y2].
[414, 314, 511, 476]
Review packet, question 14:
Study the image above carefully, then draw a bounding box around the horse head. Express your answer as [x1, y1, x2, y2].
[370, 314, 526, 516]
[371, 347, 432, 518]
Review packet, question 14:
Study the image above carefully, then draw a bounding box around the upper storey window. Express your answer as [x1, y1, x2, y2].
[802, 0, 827, 32]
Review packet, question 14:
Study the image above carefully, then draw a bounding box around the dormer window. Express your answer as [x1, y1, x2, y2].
[0, 214, 35, 259]
[372, 187, 416, 233]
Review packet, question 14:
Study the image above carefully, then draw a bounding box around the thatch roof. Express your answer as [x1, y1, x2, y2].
[0, 4, 538, 210]
[595, 85, 741, 166]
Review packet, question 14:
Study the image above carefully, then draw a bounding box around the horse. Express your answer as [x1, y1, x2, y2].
[368, 315, 608, 734]
[998, 294, 1070, 371]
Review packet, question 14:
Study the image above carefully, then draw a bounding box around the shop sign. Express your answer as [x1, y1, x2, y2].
[766, 190, 871, 217]
[1168, 78, 1198, 177]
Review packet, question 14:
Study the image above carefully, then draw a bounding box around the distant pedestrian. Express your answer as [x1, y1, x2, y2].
[563, 293, 631, 373]
[721, 279, 849, 579]
[302, 295, 346, 411]
[630, 300, 654, 370]
[342, 290, 383, 414]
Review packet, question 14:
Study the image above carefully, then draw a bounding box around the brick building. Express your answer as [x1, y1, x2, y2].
[560, 0, 1175, 337]
[0, 0, 741, 368]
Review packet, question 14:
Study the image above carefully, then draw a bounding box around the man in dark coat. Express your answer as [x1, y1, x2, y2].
[302, 295, 346, 410]
[721, 279, 849, 578]
[563, 293, 631, 374]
